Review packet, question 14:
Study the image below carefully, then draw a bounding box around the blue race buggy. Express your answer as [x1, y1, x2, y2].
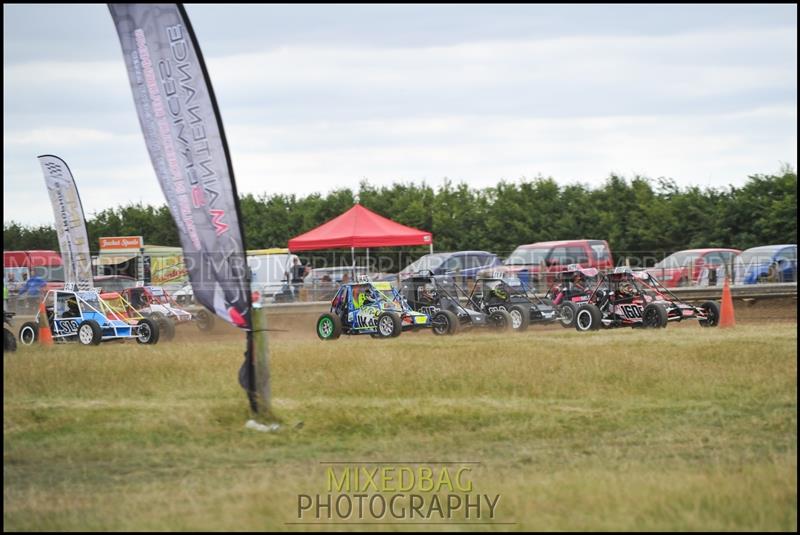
[316, 281, 431, 340]
[17, 289, 160, 346]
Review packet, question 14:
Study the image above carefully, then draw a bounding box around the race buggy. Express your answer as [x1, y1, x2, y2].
[467, 276, 558, 331]
[17, 289, 160, 346]
[545, 266, 600, 328]
[4, 311, 17, 352]
[120, 285, 214, 340]
[316, 281, 432, 340]
[98, 291, 172, 342]
[400, 273, 492, 334]
[574, 269, 721, 332]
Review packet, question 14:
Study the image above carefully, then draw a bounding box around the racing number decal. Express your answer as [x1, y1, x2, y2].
[55, 320, 79, 334]
[620, 305, 642, 319]
[354, 307, 380, 328]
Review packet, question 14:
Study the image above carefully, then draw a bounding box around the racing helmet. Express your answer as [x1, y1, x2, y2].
[421, 283, 437, 300]
[619, 282, 636, 297]
[65, 296, 80, 314]
[486, 280, 508, 300]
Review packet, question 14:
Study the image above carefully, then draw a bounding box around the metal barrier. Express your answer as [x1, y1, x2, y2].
[664, 282, 797, 302]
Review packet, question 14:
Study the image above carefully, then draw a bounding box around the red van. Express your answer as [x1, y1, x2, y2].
[480, 239, 614, 288]
[3, 250, 64, 284]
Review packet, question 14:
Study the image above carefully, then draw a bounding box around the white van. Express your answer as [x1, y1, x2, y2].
[247, 249, 300, 303]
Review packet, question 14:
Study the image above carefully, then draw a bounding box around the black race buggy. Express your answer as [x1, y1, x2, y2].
[466, 276, 558, 331]
[400, 273, 501, 334]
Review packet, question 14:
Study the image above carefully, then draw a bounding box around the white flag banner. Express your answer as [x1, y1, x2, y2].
[38, 155, 93, 290]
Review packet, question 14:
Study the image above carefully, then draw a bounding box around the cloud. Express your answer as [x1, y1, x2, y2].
[2, 9, 796, 227]
[4, 127, 121, 147]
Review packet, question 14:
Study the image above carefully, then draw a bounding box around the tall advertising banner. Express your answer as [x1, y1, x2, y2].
[108, 3, 250, 329]
[109, 4, 267, 415]
[37, 155, 93, 290]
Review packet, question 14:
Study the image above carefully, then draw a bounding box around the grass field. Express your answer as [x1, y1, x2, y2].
[4, 323, 797, 531]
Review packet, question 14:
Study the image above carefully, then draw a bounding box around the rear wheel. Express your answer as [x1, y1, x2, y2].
[376, 312, 402, 338]
[136, 318, 160, 345]
[699, 301, 720, 327]
[488, 309, 512, 332]
[317, 314, 342, 340]
[575, 304, 602, 332]
[18, 322, 38, 346]
[148, 312, 175, 341]
[77, 320, 103, 346]
[643, 303, 668, 328]
[432, 310, 459, 335]
[508, 305, 530, 331]
[159, 318, 176, 341]
[558, 301, 579, 328]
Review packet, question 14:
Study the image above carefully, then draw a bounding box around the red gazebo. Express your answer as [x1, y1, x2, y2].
[288, 204, 433, 265]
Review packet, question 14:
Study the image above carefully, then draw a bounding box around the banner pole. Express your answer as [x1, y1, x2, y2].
[251, 302, 272, 418]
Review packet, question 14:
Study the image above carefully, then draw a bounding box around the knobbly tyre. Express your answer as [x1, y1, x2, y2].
[545, 265, 600, 328]
[467, 276, 558, 331]
[4, 311, 17, 352]
[316, 280, 432, 340]
[120, 285, 214, 340]
[17, 288, 160, 346]
[400, 272, 490, 335]
[574, 268, 721, 332]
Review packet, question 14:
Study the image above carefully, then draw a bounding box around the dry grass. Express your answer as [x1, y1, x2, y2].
[4, 323, 797, 531]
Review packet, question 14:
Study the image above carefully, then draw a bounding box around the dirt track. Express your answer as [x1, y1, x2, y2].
[174, 295, 798, 342]
[7, 295, 796, 344]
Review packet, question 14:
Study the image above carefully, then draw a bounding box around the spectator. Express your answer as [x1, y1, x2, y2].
[19, 274, 47, 297]
[18, 273, 47, 310]
[290, 257, 306, 284]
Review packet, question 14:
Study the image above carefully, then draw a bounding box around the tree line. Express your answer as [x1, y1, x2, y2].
[4, 169, 796, 264]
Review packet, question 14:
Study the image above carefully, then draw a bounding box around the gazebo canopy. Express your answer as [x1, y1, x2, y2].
[287, 204, 433, 251]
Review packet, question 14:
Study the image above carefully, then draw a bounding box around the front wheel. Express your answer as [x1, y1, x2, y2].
[77, 320, 103, 346]
[575, 304, 602, 332]
[317, 314, 342, 340]
[136, 318, 160, 345]
[488, 309, 512, 332]
[642, 303, 668, 328]
[699, 301, 720, 327]
[558, 301, 579, 328]
[195, 309, 215, 332]
[18, 322, 38, 346]
[432, 310, 459, 335]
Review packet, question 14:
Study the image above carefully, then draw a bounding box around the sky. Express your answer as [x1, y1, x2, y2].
[3, 4, 797, 226]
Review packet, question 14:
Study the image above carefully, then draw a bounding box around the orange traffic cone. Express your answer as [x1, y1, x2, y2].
[38, 300, 54, 345]
[718, 276, 736, 328]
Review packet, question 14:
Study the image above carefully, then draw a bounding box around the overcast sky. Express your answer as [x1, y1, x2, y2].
[4, 4, 797, 226]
